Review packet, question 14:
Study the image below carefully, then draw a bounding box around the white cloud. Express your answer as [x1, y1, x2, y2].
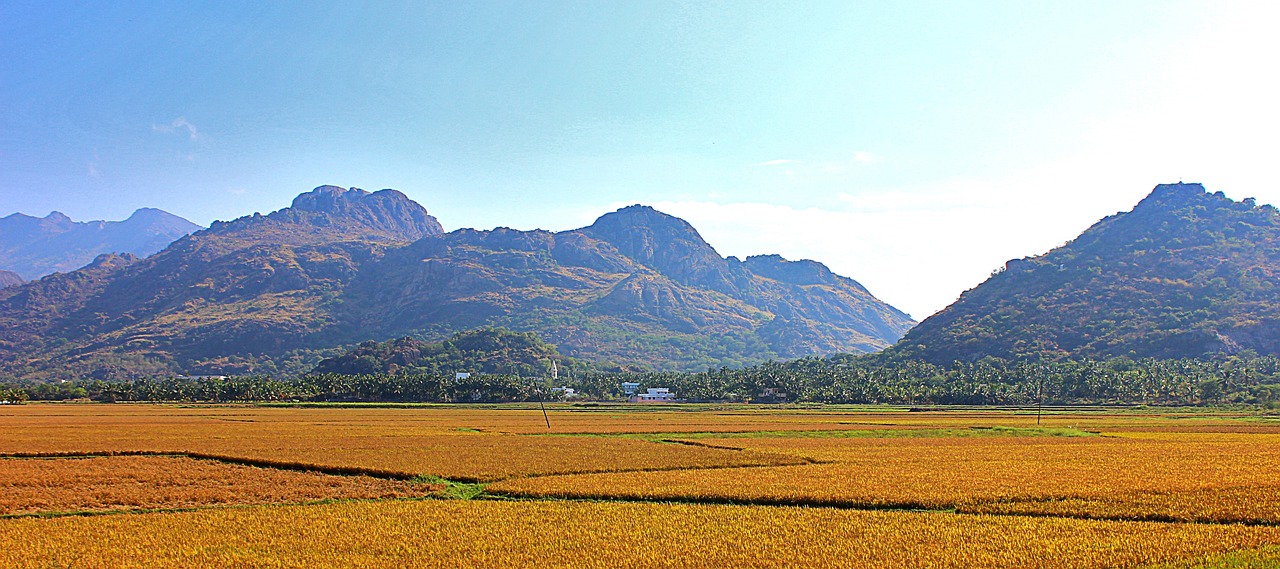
[152, 117, 201, 142]
[851, 150, 880, 164]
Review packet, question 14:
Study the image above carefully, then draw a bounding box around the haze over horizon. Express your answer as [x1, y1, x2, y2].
[3, 1, 1278, 319]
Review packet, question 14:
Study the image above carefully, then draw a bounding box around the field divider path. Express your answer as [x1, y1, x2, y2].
[0, 446, 814, 485]
[0, 450, 419, 479]
[0, 494, 450, 522]
[481, 484, 1280, 528]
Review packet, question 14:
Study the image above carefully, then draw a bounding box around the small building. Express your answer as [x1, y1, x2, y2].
[631, 387, 676, 402]
[551, 386, 576, 398]
[620, 382, 641, 396]
[455, 372, 471, 380]
[756, 387, 788, 402]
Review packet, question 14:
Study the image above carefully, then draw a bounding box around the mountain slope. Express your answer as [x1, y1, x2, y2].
[0, 186, 444, 379]
[0, 270, 21, 289]
[890, 183, 1280, 364]
[0, 185, 911, 379]
[0, 208, 201, 280]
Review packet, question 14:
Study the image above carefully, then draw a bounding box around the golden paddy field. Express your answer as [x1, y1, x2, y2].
[3, 403, 1280, 567]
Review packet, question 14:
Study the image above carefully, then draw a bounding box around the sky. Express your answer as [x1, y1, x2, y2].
[3, 1, 1279, 320]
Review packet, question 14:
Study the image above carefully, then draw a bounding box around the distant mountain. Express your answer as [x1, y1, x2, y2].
[0, 185, 912, 379]
[0, 207, 201, 280]
[890, 183, 1280, 364]
[0, 270, 21, 289]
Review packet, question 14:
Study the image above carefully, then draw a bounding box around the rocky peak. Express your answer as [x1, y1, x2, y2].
[580, 205, 734, 292]
[290, 185, 370, 212]
[212, 185, 445, 244]
[124, 207, 177, 221]
[44, 211, 74, 224]
[1128, 182, 1211, 214]
[744, 254, 848, 288]
[0, 211, 74, 234]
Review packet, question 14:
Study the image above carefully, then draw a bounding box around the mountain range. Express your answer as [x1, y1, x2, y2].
[890, 183, 1280, 364]
[0, 185, 913, 379]
[0, 208, 201, 280]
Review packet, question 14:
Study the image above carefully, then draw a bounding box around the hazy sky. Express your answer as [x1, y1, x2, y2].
[3, 1, 1278, 319]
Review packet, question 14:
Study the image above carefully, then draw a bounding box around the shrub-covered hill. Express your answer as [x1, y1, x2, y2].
[313, 328, 599, 377]
[0, 186, 912, 379]
[891, 183, 1280, 364]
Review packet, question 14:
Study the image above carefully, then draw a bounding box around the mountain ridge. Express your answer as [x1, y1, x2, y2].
[0, 207, 201, 280]
[0, 185, 912, 379]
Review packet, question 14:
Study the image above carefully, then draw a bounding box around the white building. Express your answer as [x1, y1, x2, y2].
[620, 382, 641, 396]
[632, 387, 676, 402]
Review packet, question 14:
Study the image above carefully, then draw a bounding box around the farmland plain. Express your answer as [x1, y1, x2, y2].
[3, 403, 1279, 567]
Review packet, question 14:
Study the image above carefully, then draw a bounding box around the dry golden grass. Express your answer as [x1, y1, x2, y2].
[1146, 546, 1280, 568]
[491, 434, 1280, 523]
[0, 402, 934, 436]
[0, 455, 440, 516]
[0, 405, 804, 481]
[196, 435, 807, 482]
[967, 485, 1280, 524]
[3, 499, 1278, 569]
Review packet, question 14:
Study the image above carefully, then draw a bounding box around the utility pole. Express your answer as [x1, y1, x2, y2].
[536, 359, 554, 429]
[533, 379, 550, 429]
[1037, 368, 1045, 427]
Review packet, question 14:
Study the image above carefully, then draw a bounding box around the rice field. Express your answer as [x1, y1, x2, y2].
[2, 402, 1279, 567]
[3, 499, 1279, 569]
[491, 431, 1280, 524]
[0, 404, 805, 480]
[0, 455, 440, 516]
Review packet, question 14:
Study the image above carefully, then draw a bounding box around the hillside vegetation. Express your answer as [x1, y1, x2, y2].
[313, 328, 600, 377]
[892, 183, 1280, 364]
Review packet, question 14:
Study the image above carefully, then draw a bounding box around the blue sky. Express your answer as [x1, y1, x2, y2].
[3, 1, 1278, 318]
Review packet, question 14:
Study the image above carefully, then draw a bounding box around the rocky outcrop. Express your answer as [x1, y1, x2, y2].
[579, 205, 736, 293]
[207, 185, 443, 245]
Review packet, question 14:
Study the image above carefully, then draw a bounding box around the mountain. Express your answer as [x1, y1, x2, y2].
[890, 183, 1280, 364]
[0, 185, 911, 379]
[0, 208, 201, 280]
[0, 270, 21, 289]
[0, 185, 445, 380]
[337, 204, 913, 371]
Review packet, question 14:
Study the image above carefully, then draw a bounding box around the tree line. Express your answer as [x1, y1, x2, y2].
[5, 353, 1280, 406]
